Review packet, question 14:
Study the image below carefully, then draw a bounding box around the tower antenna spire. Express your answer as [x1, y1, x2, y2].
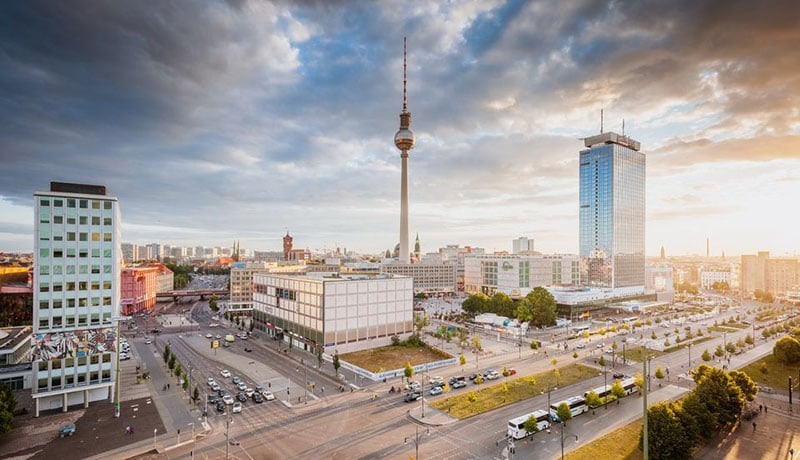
[622, 118, 625, 136]
[600, 108, 604, 133]
[403, 36, 408, 112]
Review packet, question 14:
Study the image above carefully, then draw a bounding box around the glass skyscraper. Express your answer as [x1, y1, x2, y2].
[579, 132, 645, 288]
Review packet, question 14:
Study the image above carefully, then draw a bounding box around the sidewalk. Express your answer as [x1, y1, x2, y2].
[408, 402, 459, 426]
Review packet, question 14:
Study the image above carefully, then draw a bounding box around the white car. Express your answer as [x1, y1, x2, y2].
[145, 339, 152, 344]
[429, 386, 443, 396]
[210, 382, 220, 391]
[261, 390, 275, 401]
[232, 402, 242, 413]
[237, 382, 247, 391]
[207, 377, 215, 385]
[220, 369, 231, 378]
[245, 388, 254, 398]
[222, 395, 234, 405]
[206, 333, 213, 339]
[120, 353, 130, 361]
[429, 376, 444, 386]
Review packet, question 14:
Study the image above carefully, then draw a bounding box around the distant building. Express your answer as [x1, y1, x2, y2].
[463, 253, 580, 297]
[283, 231, 293, 261]
[152, 263, 174, 293]
[251, 273, 413, 353]
[229, 262, 309, 307]
[32, 182, 121, 416]
[120, 266, 159, 315]
[380, 262, 457, 295]
[741, 251, 799, 296]
[121, 243, 137, 263]
[512, 237, 535, 254]
[700, 270, 732, 290]
[579, 131, 646, 289]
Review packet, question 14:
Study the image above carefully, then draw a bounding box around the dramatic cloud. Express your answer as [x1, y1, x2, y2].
[0, 0, 798, 256]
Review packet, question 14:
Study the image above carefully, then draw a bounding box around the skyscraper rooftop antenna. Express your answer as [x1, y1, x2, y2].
[600, 108, 604, 134]
[622, 118, 625, 136]
[403, 36, 408, 113]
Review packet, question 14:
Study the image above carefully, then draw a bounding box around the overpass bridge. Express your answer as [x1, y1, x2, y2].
[155, 289, 229, 301]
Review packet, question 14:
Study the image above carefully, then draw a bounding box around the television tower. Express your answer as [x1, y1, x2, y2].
[394, 37, 415, 264]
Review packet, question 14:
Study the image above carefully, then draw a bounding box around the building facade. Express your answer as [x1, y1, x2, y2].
[120, 266, 158, 315]
[579, 132, 646, 289]
[766, 258, 799, 296]
[741, 251, 770, 294]
[512, 237, 535, 254]
[741, 251, 799, 296]
[463, 254, 580, 297]
[251, 273, 413, 353]
[700, 270, 732, 290]
[379, 262, 457, 294]
[32, 182, 121, 415]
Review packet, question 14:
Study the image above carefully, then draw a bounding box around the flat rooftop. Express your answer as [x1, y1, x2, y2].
[0, 326, 32, 352]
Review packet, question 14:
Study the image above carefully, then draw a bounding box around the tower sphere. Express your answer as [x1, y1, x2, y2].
[395, 125, 415, 151]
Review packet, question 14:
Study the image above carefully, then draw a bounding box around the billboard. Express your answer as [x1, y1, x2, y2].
[31, 328, 117, 361]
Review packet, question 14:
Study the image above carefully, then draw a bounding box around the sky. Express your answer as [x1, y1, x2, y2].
[1, 0, 799, 257]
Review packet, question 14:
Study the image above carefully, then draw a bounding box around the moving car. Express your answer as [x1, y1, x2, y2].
[262, 390, 275, 401]
[120, 353, 130, 361]
[58, 423, 76, 438]
[612, 372, 625, 379]
[484, 370, 500, 380]
[404, 392, 423, 403]
[429, 376, 444, 387]
[449, 376, 467, 389]
[232, 402, 242, 413]
[576, 343, 586, 349]
[144, 339, 152, 344]
[220, 369, 231, 378]
[429, 386, 443, 396]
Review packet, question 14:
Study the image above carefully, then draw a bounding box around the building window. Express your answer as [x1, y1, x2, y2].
[67, 299, 75, 308]
[67, 232, 76, 241]
[91, 281, 99, 290]
[67, 217, 76, 225]
[104, 217, 112, 226]
[79, 265, 87, 274]
[54, 215, 63, 224]
[103, 233, 112, 242]
[79, 249, 88, 258]
[40, 248, 49, 258]
[104, 248, 112, 258]
[39, 283, 49, 293]
[39, 229, 50, 240]
[103, 296, 111, 306]
[91, 265, 100, 274]
[53, 299, 62, 308]
[53, 265, 62, 274]
[39, 300, 49, 309]
[92, 200, 100, 209]
[66, 266, 75, 275]
[79, 216, 87, 225]
[92, 216, 100, 225]
[104, 202, 112, 210]
[103, 281, 111, 290]
[92, 232, 100, 242]
[104, 265, 112, 274]
[39, 265, 49, 275]
[67, 199, 75, 208]
[39, 319, 48, 329]
[79, 199, 88, 209]
[78, 298, 87, 308]
[40, 199, 50, 206]
[66, 248, 75, 258]
[52, 283, 62, 292]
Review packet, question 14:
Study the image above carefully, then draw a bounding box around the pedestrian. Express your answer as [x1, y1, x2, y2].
[125, 425, 131, 435]
[753, 421, 757, 431]
[167, 383, 170, 389]
[790, 447, 794, 457]
[759, 404, 763, 413]
[321, 386, 325, 393]
[765, 405, 768, 413]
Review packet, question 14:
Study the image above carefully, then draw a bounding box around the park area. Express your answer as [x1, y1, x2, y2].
[430, 364, 597, 419]
[339, 343, 452, 373]
[740, 353, 799, 390]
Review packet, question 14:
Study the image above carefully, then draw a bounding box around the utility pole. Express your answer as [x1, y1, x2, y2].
[643, 344, 649, 460]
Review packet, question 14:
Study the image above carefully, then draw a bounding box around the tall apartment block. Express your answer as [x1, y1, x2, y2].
[32, 182, 121, 416]
[579, 132, 646, 289]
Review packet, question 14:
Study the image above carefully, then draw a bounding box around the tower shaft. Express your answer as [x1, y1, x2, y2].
[399, 152, 410, 263]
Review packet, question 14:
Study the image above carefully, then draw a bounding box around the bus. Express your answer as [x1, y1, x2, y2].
[621, 316, 638, 324]
[620, 377, 637, 396]
[584, 384, 611, 400]
[571, 325, 590, 337]
[507, 410, 551, 439]
[550, 396, 588, 421]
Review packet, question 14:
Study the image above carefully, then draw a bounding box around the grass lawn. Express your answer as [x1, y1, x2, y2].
[739, 354, 800, 390]
[710, 326, 741, 333]
[622, 346, 666, 363]
[663, 336, 715, 354]
[429, 364, 597, 419]
[340, 344, 452, 373]
[565, 419, 642, 460]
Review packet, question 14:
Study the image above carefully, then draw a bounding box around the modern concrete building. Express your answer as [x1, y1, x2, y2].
[379, 262, 457, 295]
[512, 237, 535, 254]
[579, 131, 646, 289]
[645, 264, 674, 293]
[463, 253, 580, 297]
[251, 273, 413, 353]
[32, 182, 121, 415]
[153, 263, 174, 294]
[741, 251, 770, 294]
[741, 251, 799, 296]
[700, 269, 732, 290]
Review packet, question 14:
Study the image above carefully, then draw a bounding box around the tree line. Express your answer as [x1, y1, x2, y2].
[461, 287, 557, 328]
[641, 365, 757, 460]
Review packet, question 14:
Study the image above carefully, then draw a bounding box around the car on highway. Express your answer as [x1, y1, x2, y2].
[236, 392, 247, 402]
[220, 369, 231, 378]
[612, 372, 625, 379]
[253, 393, 264, 403]
[261, 390, 275, 401]
[232, 376, 241, 384]
[429, 386, 443, 396]
[233, 402, 242, 413]
[484, 370, 500, 380]
[145, 338, 152, 344]
[508, 368, 517, 376]
[576, 343, 586, 349]
[468, 373, 478, 381]
[429, 376, 444, 387]
[404, 392, 422, 402]
[205, 333, 213, 339]
[223, 394, 234, 405]
[216, 401, 226, 413]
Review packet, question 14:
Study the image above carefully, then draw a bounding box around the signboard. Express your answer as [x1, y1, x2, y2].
[31, 328, 116, 361]
[211, 340, 220, 349]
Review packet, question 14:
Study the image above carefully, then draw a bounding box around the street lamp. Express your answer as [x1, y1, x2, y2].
[622, 342, 626, 365]
[153, 428, 158, 451]
[111, 315, 132, 418]
[560, 422, 579, 460]
[542, 385, 557, 417]
[188, 422, 195, 458]
[225, 416, 234, 459]
[404, 425, 430, 460]
[687, 344, 692, 371]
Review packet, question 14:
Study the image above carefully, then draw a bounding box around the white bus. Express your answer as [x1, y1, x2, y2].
[621, 316, 638, 324]
[507, 410, 551, 439]
[550, 396, 589, 421]
[572, 325, 590, 337]
[620, 377, 637, 396]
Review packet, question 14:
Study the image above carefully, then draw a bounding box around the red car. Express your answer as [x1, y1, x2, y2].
[508, 368, 517, 376]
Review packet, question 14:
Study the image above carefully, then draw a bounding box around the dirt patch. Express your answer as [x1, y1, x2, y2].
[340, 345, 452, 373]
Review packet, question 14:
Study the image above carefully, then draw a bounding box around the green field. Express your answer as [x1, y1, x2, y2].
[340, 344, 452, 373]
[740, 354, 800, 390]
[565, 419, 643, 460]
[430, 364, 598, 419]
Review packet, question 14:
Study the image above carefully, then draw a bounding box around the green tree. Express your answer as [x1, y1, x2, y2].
[471, 335, 482, 352]
[192, 386, 200, 404]
[182, 378, 189, 391]
[682, 392, 716, 439]
[457, 328, 469, 350]
[714, 344, 724, 357]
[332, 351, 341, 375]
[729, 370, 758, 401]
[736, 338, 746, 349]
[490, 292, 515, 318]
[474, 374, 484, 384]
[163, 345, 170, 364]
[744, 334, 754, 345]
[639, 403, 695, 460]
[529, 340, 539, 352]
[459, 353, 467, 370]
[585, 390, 602, 408]
[655, 367, 665, 381]
[404, 362, 415, 383]
[634, 373, 644, 393]
[773, 336, 800, 364]
[526, 287, 557, 327]
[168, 354, 176, 371]
[174, 363, 182, 378]
[598, 355, 606, 367]
[0, 383, 17, 435]
[523, 414, 540, 435]
[434, 325, 452, 349]
[208, 294, 218, 312]
[502, 367, 510, 378]
[691, 365, 745, 431]
[414, 314, 430, 335]
[514, 298, 534, 324]
[651, 331, 658, 340]
[725, 343, 736, 354]
[556, 402, 573, 424]
[462, 293, 489, 315]
[702, 349, 712, 362]
[610, 379, 626, 403]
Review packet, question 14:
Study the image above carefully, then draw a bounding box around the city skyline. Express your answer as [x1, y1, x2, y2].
[1, 1, 798, 256]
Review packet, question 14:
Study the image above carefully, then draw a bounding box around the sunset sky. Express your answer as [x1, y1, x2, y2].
[1, 0, 798, 256]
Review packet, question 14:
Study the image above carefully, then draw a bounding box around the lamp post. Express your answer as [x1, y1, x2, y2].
[687, 344, 692, 371]
[404, 425, 429, 460]
[189, 422, 195, 458]
[643, 343, 649, 460]
[622, 342, 626, 365]
[421, 364, 428, 418]
[542, 385, 557, 418]
[225, 416, 233, 459]
[153, 428, 158, 451]
[560, 422, 579, 460]
[111, 315, 132, 418]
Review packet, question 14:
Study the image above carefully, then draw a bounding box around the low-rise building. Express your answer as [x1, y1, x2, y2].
[700, 270, 732, 290]
[252, 273, 413, 353]
[120, 266, 159, 315]
[463, 253, 580, 297]
[380, 262, 457, 295]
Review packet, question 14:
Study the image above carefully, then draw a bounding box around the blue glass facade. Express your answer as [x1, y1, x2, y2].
[579, 136, 645, 288]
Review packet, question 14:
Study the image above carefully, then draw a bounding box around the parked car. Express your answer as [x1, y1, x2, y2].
[605, 348, 614, 354]
[253, 393, 264, 403]
[207, 377, 215, 385]
[217, 388, 227, 397]
[206, 333, 213, 338]
[468, 373, 478, 381]
[120, 353, 131, 361]
[429, 386, 443, 396]
[245, 388, 254, 398]
[208, 395, 219, 404]
[262, 390, 275, 401]
[236, 392, 247, 402]
[58, 423, 76, 438]
[232, 376, 241, 384]
[612, 372, 625, 379]
[222, 395, 234, 405]
[232, 402, 242, 413]
[220, 369, 231, 378]
[237, 382, 247, 391]
[576, 343, 586, 349]
[216, 401, 226, 413]
[144, 338, 152, 344]
[210, 382, 220, 392]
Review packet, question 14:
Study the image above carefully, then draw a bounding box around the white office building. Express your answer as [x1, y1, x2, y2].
[32, 182, 121, 416]
[512, 237, 535, 254]
[252, 273, 413, 353]
[463, 253, 580, 297]
[380, 262, 457, 294]
[700, 270, 732, 290]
